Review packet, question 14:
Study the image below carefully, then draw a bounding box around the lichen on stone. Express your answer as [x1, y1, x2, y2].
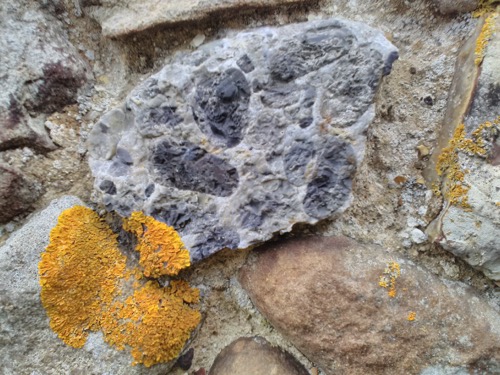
[39, 205, 126, 348]
[436, 118, 499, 208]
[474, 12, 497, 65]
[38, 206, 200, 367]
[378, 261, 400, 298]
[123, 211, 191, 278]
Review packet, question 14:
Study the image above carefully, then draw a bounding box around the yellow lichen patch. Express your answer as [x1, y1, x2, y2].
[475, 12, 497, 65]
[39, 206, 126, 348]
[39, 207, 200, 367]
[436, 119, 499, 208]
[102, 280, 201, 367]
[379, 261, 401, 298]
[473, 1, 499, 18]
[407, 311, 416, 321]
[123, 211, 190, 278]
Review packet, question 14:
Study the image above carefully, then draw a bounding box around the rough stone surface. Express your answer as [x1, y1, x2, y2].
[88, 18, 398, 262]
[427, 12, 500, 280]
[0, 164, 42, 223]
[209, 336, 309, 375]
[0, 4, 90, 152]
[0, 196, 171, 375]
[239, 236, 500, 375]
[433, 0, 479, 14]
[84, 0, 317, 38]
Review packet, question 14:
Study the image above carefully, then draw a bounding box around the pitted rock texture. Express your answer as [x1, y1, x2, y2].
[427, 11, 500, 280]
[239, 236, 500, 375]
[83, 0, 317, 38]
[0, 5, 90, 152]
[209, 336, 309, 375]
[88, 19, 398, 261]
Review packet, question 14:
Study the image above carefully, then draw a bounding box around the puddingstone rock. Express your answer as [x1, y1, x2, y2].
[209, 336, 309, 375]
[426, 11, 500, 280]
[88, 19, 398, 261]
[0, 196, 172, 375]
[239, 236, 500, 375]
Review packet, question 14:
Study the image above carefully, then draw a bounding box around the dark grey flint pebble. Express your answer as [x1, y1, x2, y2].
[88, 18, 398, 261]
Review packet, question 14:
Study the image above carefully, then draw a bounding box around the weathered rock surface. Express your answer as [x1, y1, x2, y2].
[0, 164, 41, 223]
[0, 196, 171, 375]
[209, 336, 309, 375]
[426, 11, 500, 280]
[84, 0, 317, 38]
[433, 0, 479, 14]
[88, 18, 398, 261]
[239, 236, 500, 375]
[0, 4, 90, 152]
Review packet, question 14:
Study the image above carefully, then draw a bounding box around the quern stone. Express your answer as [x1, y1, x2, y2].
[209, 336, 309, 375]
[239, 236, 500, 375]
[88, 19, 398, 261]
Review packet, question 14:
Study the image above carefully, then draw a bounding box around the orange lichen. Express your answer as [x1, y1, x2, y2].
[407, 311, 416, 321]
[475, 13, 496, 65]
[39, 206, 200, 367]
[379, 261, 400, 298]
[123, 211, 190, 278]
[39, 206, 126, 348]
[436, 119, 499, 208]
[102, 280, 200, 367]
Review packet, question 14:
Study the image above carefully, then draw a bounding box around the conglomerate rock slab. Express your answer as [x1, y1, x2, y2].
[88, 19, 398, 261]
[239, 236, 500, 375]
[209, 336, 309, 375]
[0, 196, 171, 375]
[83, 0, 318, 38]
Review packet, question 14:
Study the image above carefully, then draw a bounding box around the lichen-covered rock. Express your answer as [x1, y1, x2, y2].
[239, 236, 500, 375]
[426, 10, 500, 280]
[0, 4, 91, 152]
[83, 0, 317, 38]
[39, 206, 200, 367]
[209, 336, 309, 375]
[88, 19, 398, 261]
[0, 196, 179, 374]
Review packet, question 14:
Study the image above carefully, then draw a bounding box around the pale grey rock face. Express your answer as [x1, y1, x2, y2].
[430, 14, 500, 281]
[0, 5, 91, 152]
[83, 0, 318, 38]
[0, 196, 172, 375]
[88, 19, 398, 261]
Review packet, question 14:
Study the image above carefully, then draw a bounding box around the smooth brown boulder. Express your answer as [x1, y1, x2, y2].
[239, 236, 500, 375]
[209, 336, 309, 375]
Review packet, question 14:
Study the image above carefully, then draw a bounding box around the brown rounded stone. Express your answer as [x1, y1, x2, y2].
[209, 336, 309, 375]
[239, 236, 500, 375]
